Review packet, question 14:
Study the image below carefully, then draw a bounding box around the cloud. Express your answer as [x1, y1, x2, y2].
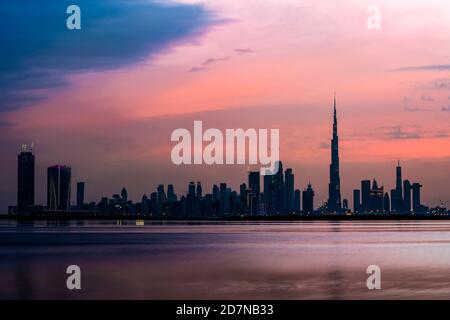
[381, 126, 422, 140]
[319, 142, 330, 149]
[421, 94, 433, 102]
[404, 106, 421, 112]
[188, 48, 252, 73]
[203, 56, 230, 65]
[235, 48, 253, 54]
[0, 0, 213, 111]
[442, 105, 450, 112]
[393, 64, 450, 72]
[189, 66, 207, 73]
[432, 79, 450, 90]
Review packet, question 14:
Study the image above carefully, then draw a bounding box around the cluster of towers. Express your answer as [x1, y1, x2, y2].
[104, 165, 315, 217]
[352, 162, 424, 214]
[13, 95, 434, 216]
[16, 143, 79, 214]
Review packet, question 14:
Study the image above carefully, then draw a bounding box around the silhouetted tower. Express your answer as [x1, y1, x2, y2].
[17, 145, 35, 214]
[47, 165, 71, 211]
[412, 183, 422, 211]
[353, 189, 361, 213]
[383, 192, 390, 212]
[196, 181, 202, 198]
[294, 189, 301, 212]
[328, 93, 342, 213]
[248, 171, 260, 197]
[284, 168, 294, 213]
[76, 182, 85, 209]
[403, 180, 412, 213]
[361, 180, 371, 213]
[302, 183, 315, 214]
[394, 161, 403, 212]
[121, 187, 128, 202]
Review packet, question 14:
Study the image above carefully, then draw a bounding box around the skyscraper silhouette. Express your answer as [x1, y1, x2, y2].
[47, 165, 71, 211]
[353, 189, 361, 213]
[76, 182, 85, 209]
[302, 183, 315, 214]
[17, 146, 35, 214]
[284, 168, 294, 213]
[403, 180, 412, 213]
[328, 93, 342, 213]
[361, 180, 371, 213]
[393, 161, 403, 212]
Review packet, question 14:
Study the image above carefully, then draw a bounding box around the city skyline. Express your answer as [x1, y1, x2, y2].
[1, 0, 450, 211]
[9, 99, 446, 216]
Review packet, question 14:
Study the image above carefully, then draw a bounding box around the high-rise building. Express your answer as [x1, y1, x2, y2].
[369, 179, 383, 212]
[76, 182, 85, 209]
[390, 189, 396, 212]
[342, 198, 348, 210]
[284, 168, 294, 213]
[196, 182, 202, 198]
[219, 183, 229, 215]
[412, 183, 422, 211]
[302, 183, 315, 214]
[361, 180, 371, 213]
[167, 184, 177, 202]
[47, 165, 71, 211]
[328, 94, 342, 213]
[17, 146, 35, 214]
[248, 171, 260, 197]
[121, 187, 128, 202]
[264, 161, 284, 215]
[403, 180, 412, 213]
[353, 189, 361, 213]
[212, 184, 220, 201]
[157, 184, 166, 204]
[188, 182, 196, 195]
[383, 192, 390, 213]
[393, 161, 403, 212]
[294, 189, 301, 213]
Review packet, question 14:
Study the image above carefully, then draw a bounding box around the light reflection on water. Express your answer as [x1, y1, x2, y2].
[1, 220, 450, 299]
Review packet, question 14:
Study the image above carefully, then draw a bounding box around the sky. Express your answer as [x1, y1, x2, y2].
[0, 0, 450, 212]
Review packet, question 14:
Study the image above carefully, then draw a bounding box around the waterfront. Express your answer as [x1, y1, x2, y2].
[1, 220, 450, 299]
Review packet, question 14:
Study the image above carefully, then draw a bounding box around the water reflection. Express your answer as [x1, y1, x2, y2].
[1, 220, 450, 299]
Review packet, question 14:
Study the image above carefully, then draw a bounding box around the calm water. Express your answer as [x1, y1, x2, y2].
[1, 219, 450, 299]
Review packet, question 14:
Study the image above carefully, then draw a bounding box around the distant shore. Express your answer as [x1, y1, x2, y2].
[1, 214, 449, 221]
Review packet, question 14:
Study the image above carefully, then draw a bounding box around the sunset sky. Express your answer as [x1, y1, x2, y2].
[1, 0, 450, 211]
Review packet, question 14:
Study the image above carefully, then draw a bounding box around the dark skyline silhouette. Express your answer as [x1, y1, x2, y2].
[9, 98, 448, 217]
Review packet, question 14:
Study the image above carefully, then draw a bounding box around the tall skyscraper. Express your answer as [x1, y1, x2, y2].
[328, 94, 342, 213]
[17, 145, 35, 214]
[266, 161, 284, 215]
[369, 179, 383, 212]
[167, 184, 177, 202]
[302, 183, 315, 214]
[76, 182, 85, 209]
[393, 161, 403, 212]
[121, 187, 128, 202]
[383, 192, 390, 213]
[284, 168, 294, 213]
[353, 189, 361, 213]
[47, 165, 71, 211]
[403, 180, 412, 213]
[248, 171, 260, 197]
[294, 189, 301, 212]
[196, 181, 202, 198]
[412, 183, 422, 211]
[361, 180, 371, 213]
[219, 183, 229, 215]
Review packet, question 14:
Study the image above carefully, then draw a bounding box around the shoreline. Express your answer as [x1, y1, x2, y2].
[1, 214, 449, 221]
